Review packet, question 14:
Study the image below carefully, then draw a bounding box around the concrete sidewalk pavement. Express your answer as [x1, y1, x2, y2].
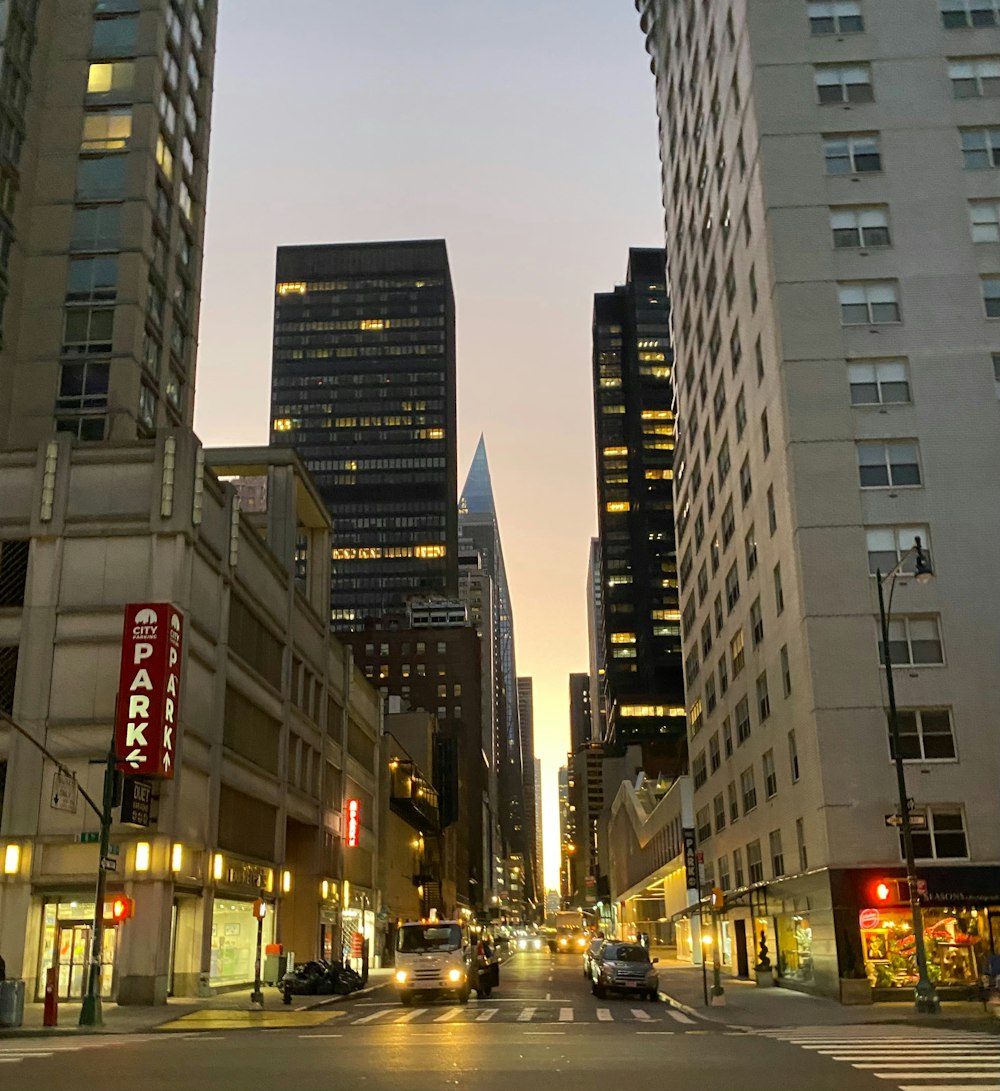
[0, 969, 393, 1038]
[653, 956, 1000, 1032]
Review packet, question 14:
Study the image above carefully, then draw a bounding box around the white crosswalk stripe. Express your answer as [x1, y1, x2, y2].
[631, 1009, 653, 1021]
[516, 1007, 536, 1022]
[597, 1008, 613, 1021]
[346, 1002, 668, 1026]
[665, 1008, 696, 1024]
[755, 1026, 1000, 1091]
[475, 1008, 499, 1022]
[558, 1007, 573, 1022]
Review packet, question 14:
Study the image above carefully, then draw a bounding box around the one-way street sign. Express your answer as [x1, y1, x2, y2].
[884, 812, 928, 829]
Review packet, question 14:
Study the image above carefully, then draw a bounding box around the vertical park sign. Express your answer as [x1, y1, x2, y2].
[114, 603, 184, 779]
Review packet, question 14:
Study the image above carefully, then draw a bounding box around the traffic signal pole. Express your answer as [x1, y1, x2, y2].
[79, 742, 117, 1027]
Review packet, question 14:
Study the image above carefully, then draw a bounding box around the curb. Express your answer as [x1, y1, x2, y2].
[656, 990, 719, 1026]
[302, 978, 391, 1011]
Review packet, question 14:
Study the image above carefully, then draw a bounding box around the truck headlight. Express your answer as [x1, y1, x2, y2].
[558, 937, 568, 947]
[395, 970, 408, 984]
[447, 968, 463, 983]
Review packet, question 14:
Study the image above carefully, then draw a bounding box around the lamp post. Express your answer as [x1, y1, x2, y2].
[876, 535, 939, 1014]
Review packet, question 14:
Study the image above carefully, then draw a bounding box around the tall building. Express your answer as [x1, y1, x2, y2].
[591, 249, 686, 771]
[270, 239, 458, 628]
[0, 0, 215, 448]
[459, 437, 526, 882]
[533, 755, 543, 904]
[638, 0, 1000, 997]
[516, 676, 539, 905]
[585, 537, 607, 742]
[569, 672, 593, 753]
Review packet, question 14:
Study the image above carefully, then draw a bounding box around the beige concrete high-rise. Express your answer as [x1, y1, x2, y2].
[638, 0, 1000, 999]
[0, 0, 216, 449]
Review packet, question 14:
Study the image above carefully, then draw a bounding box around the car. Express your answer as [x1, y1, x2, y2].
[515, 932, 546, 953]
[582, 937, 606, 979]
[590, 941, 660, 1001]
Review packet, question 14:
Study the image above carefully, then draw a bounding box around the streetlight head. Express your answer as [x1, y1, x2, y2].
[913, 536, 933, 584]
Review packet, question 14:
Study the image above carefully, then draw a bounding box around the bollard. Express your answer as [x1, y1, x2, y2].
[43, 967, 58, 1027]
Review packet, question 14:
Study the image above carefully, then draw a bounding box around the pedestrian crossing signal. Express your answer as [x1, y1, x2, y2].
[104, 896, 134, 923]
[252, 899, 267, 919]
[710, 887, 724, 910]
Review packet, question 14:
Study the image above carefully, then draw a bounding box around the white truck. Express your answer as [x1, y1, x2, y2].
[392, 920, 475, 1006]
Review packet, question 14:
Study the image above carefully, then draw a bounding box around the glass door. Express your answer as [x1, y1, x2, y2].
[55, 923, 116, 1000]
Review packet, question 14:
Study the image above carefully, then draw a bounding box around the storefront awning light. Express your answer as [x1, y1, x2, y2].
[3, 843, 20, 875]
[213, 853, 224, 881]
[321, 880, 329, 900]
[135, 842, 151, 872]
[281, 869, 291, 894]
[171, 843, 183, 873]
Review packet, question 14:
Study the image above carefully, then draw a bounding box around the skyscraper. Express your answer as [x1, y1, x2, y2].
[638, 0, 1000, 995]
[0, 0, 216, 448]
[568, 672, 593, 753]
[591, 249, 686, 771]
[270, 240, 458, 628]
[516, 676, 539, 905]
[459, 437, 526, 885]
[585, 537, 607, 742]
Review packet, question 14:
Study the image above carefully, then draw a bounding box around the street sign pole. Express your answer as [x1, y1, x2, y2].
[250, 895, 265, 1007]
[80, 741, 116, 1027]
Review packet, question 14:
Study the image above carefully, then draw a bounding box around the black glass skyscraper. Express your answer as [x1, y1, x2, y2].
[270, 240, 458, 628]
[592, 248, 686, 772]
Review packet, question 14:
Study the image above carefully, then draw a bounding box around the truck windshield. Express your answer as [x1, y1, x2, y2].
[396, 925, 463, 953]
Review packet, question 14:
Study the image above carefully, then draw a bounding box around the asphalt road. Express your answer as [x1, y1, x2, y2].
[2, 951, 997, 1091]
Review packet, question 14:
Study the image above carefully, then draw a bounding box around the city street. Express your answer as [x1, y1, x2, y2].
[2, 952, 998, 1091]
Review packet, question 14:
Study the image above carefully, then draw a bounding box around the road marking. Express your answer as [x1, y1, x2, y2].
[597, 1008, 612, 1022]
[666, 1008, 696, 1024]
[352, 1009, 391, 1025]
[631, 1009, 653, 1021]
[475, 1008, 498, 1022]
[299, 1034, 343, 1039]
[873, 1075, 1000, 1082]
[899, 1086, 1000, 1091]
[395, 1007, 429, 1023]
[637, 1032, 674, 1036]
[524, 1032, 565, 1036]
[558, 1007, 573, 1022]
[545, 992, 551, 1000]
[855, 1063, 1000, 1070]
[434, 1008, 461, 1022]
[516, 1007, 536, 1022]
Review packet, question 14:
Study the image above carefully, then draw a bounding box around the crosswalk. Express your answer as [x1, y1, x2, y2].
[342, 1002, 699, 1027]
[0, 1035, 143, 1067]
[756, 1026, 1000, 1091]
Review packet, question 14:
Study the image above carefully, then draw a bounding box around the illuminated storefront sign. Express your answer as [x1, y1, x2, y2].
[346, 799, 360, 847]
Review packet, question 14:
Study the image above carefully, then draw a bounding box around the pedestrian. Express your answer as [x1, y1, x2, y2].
[0, 951, 6, 982]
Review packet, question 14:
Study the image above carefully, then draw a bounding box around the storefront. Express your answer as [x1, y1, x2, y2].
[776, 911, 814, 984]
[35, 897, 119, 1002]
[209, 897, 275, 986]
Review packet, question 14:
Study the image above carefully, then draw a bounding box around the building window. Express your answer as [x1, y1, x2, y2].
[66, 256, 118, 301]
[750, 597, 764, 646]
[745, 526, 758, 576]
[824, 132, 881, 173]
[809, 1, 864, 32]
[941, 0, 1000, 26]
[697, 806, 712, 843]
[76, 155, 127, 199]
[949, 57, 1000, 97]
[722, 715, 733, 758]
[769, 829, 785, 877]
[730, 628, 746, 677]
[86, 60, 134, 95]
[63, 305, 113, 353]
[831, 206, 891, 248]
[780, 644, 791, 696]
[889, 708, 957, 761]
[735, 388, 746, 438]
[91, 14, 138, 55]
[766, 485, 777, 534]
[983, 277, 1000, 317]
[56, 360, 109, 412]
[714, 792, 726, 833]
[865, 525, 931, 575]
[756, 671, 771, 722]
[848, 359, 910, 404]
[971, 200, 1000, 242]
[839, 282, 901, 324]
[961, 126, 1000, 169]
[761, 410, 770, 458]
[718, 653, 729, 696]
[706, 674, 717, 714]
[747, 838, 764, 882]
[697, 563, 709, 603]
[709, 732, 721, 773]
[796, 818, 808, 869]
[728, 783, 740, 825]
[773, 563, 785, 615]
[857, 441, 921, 487]
[718, 436, 731, 483]
[788, 729, 800, 782]
[138, 383, 156, 433]
[702, 619, 714, 659]
[725, 562, 740, 612]
[55, 415, 106, 441]
[736, 696, 751, 744]
[71, 204, 122, 251]
[879, 615, 944, 666]
[81, 108, 132, 151]
[721, 498, 735, 547]
[815, 64, 874, 104]
[693, 750, 708, 789]
[689, 697, 704, 736]
[763, 749, 778, 799]
[739, 456, 752, 506]
[908, 807, 968, 860]
[733, 845, 745, 886]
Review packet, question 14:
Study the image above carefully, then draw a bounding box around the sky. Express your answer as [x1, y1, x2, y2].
[194, 0, 665, 892]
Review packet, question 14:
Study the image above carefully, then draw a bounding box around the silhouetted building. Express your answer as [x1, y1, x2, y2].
[569, 672, 593, 753]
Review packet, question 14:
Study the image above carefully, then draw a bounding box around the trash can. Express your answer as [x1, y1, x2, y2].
[0, 979, 25, 1029]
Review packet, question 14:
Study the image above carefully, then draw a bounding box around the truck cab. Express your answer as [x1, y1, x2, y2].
[393, 920, 474, 1005]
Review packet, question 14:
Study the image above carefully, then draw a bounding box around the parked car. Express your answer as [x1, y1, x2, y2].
[590, 941, 659, 1001]
[582, 937, 606, 979]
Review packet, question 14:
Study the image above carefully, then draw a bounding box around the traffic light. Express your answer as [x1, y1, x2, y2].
[710, 887, 725, 910]
[870, 878, 904, 904]
[251, 898, 267, 920]
[104, 895, 135, 923]
[875, 881, 891, 902]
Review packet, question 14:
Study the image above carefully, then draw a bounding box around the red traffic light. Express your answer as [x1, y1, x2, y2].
[251, 898, 267, 920]
[104, 895, 134, 923]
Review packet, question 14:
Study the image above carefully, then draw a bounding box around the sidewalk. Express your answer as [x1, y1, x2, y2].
[0, 969, 393, 1039]
[653, 954, 1000, 1033]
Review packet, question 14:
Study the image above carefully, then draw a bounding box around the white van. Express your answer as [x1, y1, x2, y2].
[393, 920, 475, 1006]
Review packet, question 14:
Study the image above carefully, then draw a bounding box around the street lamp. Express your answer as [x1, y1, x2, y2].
[876, 535, 939, 1014]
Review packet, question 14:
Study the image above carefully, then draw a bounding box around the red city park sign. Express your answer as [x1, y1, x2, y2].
[114, 603, 184, 779]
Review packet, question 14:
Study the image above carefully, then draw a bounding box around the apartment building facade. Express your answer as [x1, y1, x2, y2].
[638, 0, 1000, 998]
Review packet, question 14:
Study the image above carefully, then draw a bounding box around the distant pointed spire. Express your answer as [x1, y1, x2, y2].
[459, 433, 496, 515]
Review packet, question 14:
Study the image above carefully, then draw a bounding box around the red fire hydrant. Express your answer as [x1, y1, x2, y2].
[43, 967, 58, 1027]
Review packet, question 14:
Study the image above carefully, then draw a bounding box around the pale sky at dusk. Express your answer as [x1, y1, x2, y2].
[194, 0, 664, 891]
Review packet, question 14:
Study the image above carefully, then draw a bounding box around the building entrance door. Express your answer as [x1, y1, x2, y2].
[55, 921, 116, 1000]
[735, 920, 750, 978]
